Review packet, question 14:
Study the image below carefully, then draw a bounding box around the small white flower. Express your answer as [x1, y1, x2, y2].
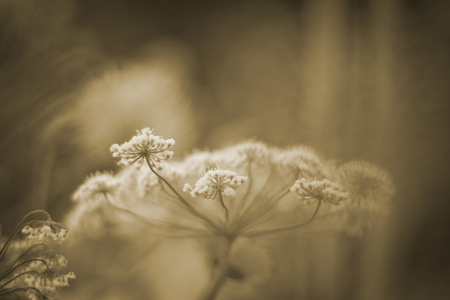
[110, 128, 175, 168]
[185, 167, 247, 199]
[22, 224, 68, 244]
[25, 271, 76, 297]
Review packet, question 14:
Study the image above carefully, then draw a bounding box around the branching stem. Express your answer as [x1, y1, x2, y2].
[145, 157, 221, 231]
[243, 199, 322, 237]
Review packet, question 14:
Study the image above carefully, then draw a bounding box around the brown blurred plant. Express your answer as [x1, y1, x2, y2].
[0, 210, 75, 299]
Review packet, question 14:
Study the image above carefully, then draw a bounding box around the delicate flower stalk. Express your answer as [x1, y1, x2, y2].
[0, 211, 75, 300]
[69, 127, 395, 299]
[201, 236, 234, 300]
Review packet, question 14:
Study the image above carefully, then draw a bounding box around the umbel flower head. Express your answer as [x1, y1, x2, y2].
[184, 167, 248, 199]
[110, 128, 175, 169]
[290, 178, 347, 206]
[0, 211, 75, 300]
[68, 128, 395, 299]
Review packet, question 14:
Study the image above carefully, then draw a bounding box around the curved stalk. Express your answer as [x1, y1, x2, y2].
[0, 270, 40, 289]
[237, 168, 300, 230]
[0, 259, 49, 282]
[0, 210, 51, 260]
[0, 243, 51, 275]
[0, 287, 44, 299]
[104, 194, 219, 236]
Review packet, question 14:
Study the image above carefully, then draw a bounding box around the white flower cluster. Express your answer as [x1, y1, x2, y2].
[22, 225, 68, 244]
[69, 129, 395, 239]
[110, 128, 175, 168]
[290, 178, 347, 205]
[184, 168, 248, 199]
[25, 271, 76, 299]
[21, 254, 68, 273]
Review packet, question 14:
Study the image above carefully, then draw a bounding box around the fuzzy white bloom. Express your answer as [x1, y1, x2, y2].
[19, 253, 69, 275]
[184, 167, 248, 199]
[290, 178, 347, 205]
[110, 128, 175, 168]
[72, 171, 121, 202]
[22, 225, 68, 244]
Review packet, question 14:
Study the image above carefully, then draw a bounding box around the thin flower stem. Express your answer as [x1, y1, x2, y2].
[0, 270, 40, 289]
[202, 238, 234, 300]
[232, 159, 254, 223]
[233, 167, 276, 227]
[218, 190, 229, 222]
[145, 157, 221, 231]
[238, 168, 300, 230]
[242, 200, 322, 237]
[0, 259, 49, 282]
[145, 157, 188, 204]
[0, 210, 51, 260]
[0, 287, 44, 298]
[103, 194, 217, 235]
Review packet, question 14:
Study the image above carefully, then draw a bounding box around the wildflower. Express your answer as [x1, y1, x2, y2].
[290, 178, 347, 205]
[184, 167, 248, 199]
[183, 167, 247, 221]
[69, 129, 395, 300]
[110, 128, 175, 169]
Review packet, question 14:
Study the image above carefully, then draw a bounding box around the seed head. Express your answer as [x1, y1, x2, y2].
[290, 178, 347, 205]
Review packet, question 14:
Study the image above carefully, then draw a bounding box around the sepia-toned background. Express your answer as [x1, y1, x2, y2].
[1, 0, 449, 299]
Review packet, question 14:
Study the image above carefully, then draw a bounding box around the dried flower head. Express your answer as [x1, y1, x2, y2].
[290, 178, 347, 205]
[110, 128, 175, 168]
[337, 161, 395, 236]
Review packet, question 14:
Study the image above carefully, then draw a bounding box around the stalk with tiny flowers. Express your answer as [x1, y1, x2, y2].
[0, 210, 75, 300]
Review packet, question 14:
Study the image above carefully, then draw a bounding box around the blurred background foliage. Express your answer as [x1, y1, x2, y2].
[1, 0, 450, 299]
